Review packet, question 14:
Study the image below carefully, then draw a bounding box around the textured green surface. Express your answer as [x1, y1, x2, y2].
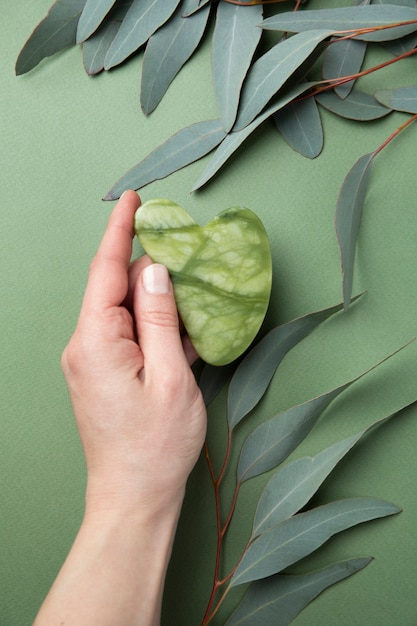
[2, 2, 417, 625]
[135, 199, 272, 365]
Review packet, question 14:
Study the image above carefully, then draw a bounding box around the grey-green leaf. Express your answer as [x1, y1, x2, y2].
[192, 82, 315, 191]
[251, 404, 405, 539]
[76, 0, 116, 43]
[181, 0, 211, 17]
[199, 362, 237, 407]
[82, 2, 133, 74]
[230, 498, 400, 587]
[273, 95, 323, 159]
[236, 379, 355, 484]
[233, 30, 333, 131]
[251, 395, 415, 539]
[335, 152, 374, 310]
[261, 6, 417, 42]
[82, 18, 120, 75]
[383, 31, 417, 55]
[212, 2, 263, 132]
[141, 1, 210, 114]
[374, 0, 417, 53]
[375, 86, 417, 114]
[235, 339, 408, 484]
[226, 557, 372, 625]
[104, 119, 226, 200]
[15, 0, 87, 75]
[252, 434, 365, 539]
[316, 89, 391, 121]
[227, 295, 362, 431]
[104, 0, 181, 69]
[322, 38, 367, 99]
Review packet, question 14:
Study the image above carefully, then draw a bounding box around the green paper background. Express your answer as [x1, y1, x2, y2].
[1, 2, 417, 624]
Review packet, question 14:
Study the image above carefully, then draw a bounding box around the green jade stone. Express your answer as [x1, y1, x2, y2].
[134, 198, 272, 366]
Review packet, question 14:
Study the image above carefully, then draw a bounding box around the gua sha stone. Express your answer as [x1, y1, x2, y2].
[134, 198, 272, 366]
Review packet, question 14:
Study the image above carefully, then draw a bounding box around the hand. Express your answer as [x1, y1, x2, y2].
[61, 190, 207, 514]
[34, 191, 207, 626]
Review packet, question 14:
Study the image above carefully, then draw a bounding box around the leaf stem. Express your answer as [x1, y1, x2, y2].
[372, 113, 417, 157]
[201, 584, 231, 624]
[309, 45, 417, 99]
[217, 427, 232, 485]
[202, 441, 223, 624]
[333, 18, 417, 41]
[221, 481, 241, 536]
[202, 426, 234, 624]
[202, 533, 253, 624]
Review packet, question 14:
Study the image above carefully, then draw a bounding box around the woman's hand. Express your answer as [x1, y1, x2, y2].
[62, 190, 207, 514]
[35, 191, 207, 626]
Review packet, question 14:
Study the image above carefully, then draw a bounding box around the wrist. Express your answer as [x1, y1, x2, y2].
[84, 474, 186, 522]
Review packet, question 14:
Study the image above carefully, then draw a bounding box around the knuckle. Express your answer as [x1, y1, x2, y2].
[155, 364, 195, 402]
[141, 306, 179, 330]
[61, 329, 96, 380]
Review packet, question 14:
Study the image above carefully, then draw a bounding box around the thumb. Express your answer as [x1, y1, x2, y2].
[135, 263, 187, 373]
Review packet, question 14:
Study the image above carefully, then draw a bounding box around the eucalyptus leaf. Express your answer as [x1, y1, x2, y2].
[233, 30, 333, 131]
[76, 0, 116, 43]
[375, 85, 417, 114]
[192, 82, 316, 191]
[236, 341, 406, 483]
[373, 0, 417, 52]
[82, 18, 121, 75]
[335, 152, 374, 310]
[236, 379, 355, 484]
[252, 435, 364, 539]
[82, 2, 133, 74]
[322, 38, 367, 99]
[226, 557, 372, 625]
[181, 0, 211, 17]
[230, 498, 400, 587]
[141, 1, 210, 114]
[373, 0, 417, 8]
[227, 294, 361, 431]
[104, 0, 181, 69]
[134, 199, 272, 366]
[199, 362, 237, 407]
[104, 119, 226, 199]
[212, 2, 263, 132]
[273, 95, 323, 159]
[251, 405, 405, 539]
[15, 0, 87, 75]
[261, 6, 417, 42]
[316, 89, 391, 121]
[382, 30, 417, 55]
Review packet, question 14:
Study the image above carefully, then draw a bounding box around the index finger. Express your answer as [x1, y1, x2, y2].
[82, 190, 141, 312]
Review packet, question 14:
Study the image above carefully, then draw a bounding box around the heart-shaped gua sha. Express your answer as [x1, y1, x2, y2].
[134, 199, 272, 366]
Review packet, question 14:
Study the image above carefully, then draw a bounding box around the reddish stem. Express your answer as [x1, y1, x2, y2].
[202, 534, 254, 623]
[202, 428, 236, 625]
[221, 481, 241, 537]
[301, 45, 417, 102]
[373, 113, 417, 157]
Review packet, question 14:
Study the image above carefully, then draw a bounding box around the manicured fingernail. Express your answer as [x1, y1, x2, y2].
[142, 264, 170, 294]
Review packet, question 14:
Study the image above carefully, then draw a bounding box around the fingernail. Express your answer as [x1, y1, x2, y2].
[142, 264, 170, 294]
